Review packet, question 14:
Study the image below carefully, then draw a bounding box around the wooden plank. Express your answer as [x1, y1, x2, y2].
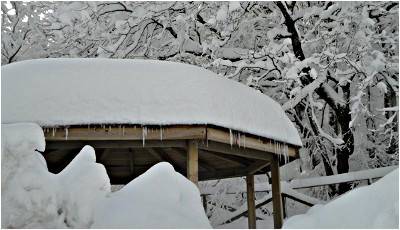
[43, 125, 299, 158]
[246, 174, 256, 229]
[46, 140, 187, 150]
[187, 140, 199, 186]
[207, 128, 298, 157]
[199, 141, 273, 161]
[271, 155, 283, 229]
[44, 125, 206, 141]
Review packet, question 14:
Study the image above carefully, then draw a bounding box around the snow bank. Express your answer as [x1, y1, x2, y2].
[1, 123, 61, 228]
[2, 123, 110, 228]
[283, 168, 399, 229]
[2, 58, 302, 146]
[57, 145, 111, 227]
[2, 123, 211, 228]
[93, 162, 211, 228]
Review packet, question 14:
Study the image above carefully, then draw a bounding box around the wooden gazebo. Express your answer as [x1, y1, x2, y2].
[2, 58, 302, 229]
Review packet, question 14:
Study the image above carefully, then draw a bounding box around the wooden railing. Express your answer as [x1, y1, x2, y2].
[201, 165, 398, 226]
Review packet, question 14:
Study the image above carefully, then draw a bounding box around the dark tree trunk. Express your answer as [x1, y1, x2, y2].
[275, 1, 355, 194]
[335, 84, 354, 194]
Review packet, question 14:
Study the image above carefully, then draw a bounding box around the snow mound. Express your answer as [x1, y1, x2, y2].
[2, 123, 211, 228]
[2, 123, 110, 228]
[283, 168, 399, 229]
[1, 123, 61, 228]
[57, 145, 111, 228]
[93, 162, 212, 228]
[2, 58, 301, 146]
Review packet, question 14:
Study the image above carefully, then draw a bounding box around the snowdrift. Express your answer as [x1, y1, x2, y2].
[1, 123, 211, 228]
[93, 162, 211, 228]
[283, 168, 399, 229]
[2, 58, 301, 146]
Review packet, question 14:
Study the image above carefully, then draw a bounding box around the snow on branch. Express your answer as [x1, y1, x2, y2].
[282, 73, 327, 111]
[309, 94, 345, 146]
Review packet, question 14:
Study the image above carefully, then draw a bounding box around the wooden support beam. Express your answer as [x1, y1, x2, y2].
[187, 140, 199, 186]
[199, 141, 273, 161]
[146, 148, 186, 174]
[44, 125, 206, 141]
[247, 160, 270, 175]
[46, 140, 187, 150]
[271, 155, 283, 229]
[199, 149, 249, 167]
[246, 174, 257, 229]
[169, 148, 216, 172]
[206, 127, 298, 157]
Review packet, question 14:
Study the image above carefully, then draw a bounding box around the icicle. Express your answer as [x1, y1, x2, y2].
[160, 126, 163, 141]
[65, 127, 69, 140]
[52, 128, 55, 137]
[229, 129, 233, 147]
[243, 135, 246, 148]
[142, 126, 147, 147]
[109, 125, 112, 132]
[238, 133, 241, 148]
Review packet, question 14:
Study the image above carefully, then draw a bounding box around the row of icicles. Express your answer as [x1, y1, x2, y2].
[43, 125, 289, 162]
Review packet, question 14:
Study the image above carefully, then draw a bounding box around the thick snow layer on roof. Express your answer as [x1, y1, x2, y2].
[283, 168, 399, 229]
[1, 58, 302, 146]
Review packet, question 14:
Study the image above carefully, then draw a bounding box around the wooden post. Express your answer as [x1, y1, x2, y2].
[271, 155, 283, 229]
[187, 140, 199, 186]
[246, 174, 256, 229]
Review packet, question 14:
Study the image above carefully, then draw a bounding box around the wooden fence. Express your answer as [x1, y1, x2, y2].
[201, 166, 398, 226]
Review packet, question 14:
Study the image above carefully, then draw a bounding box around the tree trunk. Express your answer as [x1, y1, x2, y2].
[275, 1, 355, 194]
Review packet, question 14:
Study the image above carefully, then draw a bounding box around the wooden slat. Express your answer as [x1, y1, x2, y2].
[246, 174, 256, 229]
[45, 125, 206, 141]
[187, 140, 199, 186]
[206, 128, 298, 157]
[271, 155, 283, 229]
[199, 141, 273, 161]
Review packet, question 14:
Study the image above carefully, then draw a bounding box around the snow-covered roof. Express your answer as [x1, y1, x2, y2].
[1, 58, 302, 146]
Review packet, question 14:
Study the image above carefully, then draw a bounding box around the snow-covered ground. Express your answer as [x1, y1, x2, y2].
[283, 168, 399, 229]
[2, 123, 211, 228]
